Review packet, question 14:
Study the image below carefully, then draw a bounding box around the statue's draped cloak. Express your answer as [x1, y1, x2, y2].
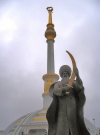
[46, 81, 90, 135]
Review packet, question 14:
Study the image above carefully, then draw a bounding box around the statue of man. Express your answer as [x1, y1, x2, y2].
[46, 65, 90, 135]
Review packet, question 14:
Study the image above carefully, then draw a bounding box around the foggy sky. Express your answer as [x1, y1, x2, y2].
[0, 0, 100, 130]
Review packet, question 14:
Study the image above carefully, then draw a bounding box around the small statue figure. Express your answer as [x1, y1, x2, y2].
[46, 65, 90, 135]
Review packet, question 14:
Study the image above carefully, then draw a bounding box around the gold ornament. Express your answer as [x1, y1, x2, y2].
[44, 78, 54, 91]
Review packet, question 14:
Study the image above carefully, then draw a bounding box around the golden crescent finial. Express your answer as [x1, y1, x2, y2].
[46, 7, 53, 12]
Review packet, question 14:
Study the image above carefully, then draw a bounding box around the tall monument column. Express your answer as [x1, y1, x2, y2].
[42, 7, 59, 110]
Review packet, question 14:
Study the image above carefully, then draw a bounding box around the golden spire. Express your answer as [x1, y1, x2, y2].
[46, 7, 53, 24]
[45, 7, 56, 40]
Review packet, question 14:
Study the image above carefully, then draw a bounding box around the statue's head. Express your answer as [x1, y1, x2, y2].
[59, 65, 71, 78]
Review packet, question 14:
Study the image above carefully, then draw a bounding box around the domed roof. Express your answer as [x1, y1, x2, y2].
[84, 118, 97, 135]
[2, 108, 98, 135]
[3, 109, 48, 135]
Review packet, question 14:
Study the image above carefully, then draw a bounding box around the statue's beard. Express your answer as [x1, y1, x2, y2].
[61, 77, 69, 87]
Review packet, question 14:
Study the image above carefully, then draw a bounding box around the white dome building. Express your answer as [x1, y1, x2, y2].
[1, 7, 99, 135]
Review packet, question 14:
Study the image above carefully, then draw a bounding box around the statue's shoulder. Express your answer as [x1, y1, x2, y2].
[54, 81, 61, 86]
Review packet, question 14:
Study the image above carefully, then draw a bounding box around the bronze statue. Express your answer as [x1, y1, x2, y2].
[46, 51, 90, 135]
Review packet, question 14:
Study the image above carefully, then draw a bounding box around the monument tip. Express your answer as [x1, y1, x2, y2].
[46, 7, 53, 24]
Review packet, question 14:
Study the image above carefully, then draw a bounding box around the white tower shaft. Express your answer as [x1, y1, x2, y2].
[47, 40, 55, 73]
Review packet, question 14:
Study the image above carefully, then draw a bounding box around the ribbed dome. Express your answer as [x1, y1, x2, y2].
[3, 109, 48, 135]
[84, 119, 97, 135]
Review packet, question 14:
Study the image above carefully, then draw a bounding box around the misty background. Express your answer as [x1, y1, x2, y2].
[0, 0, 100, 130]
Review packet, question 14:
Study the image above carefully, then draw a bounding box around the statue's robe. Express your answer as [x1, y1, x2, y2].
[46, 80, 90, 135]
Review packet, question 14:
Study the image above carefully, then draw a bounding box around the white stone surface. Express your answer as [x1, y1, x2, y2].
[47, 40, 55, 73]
[43, 95, 52, 108]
